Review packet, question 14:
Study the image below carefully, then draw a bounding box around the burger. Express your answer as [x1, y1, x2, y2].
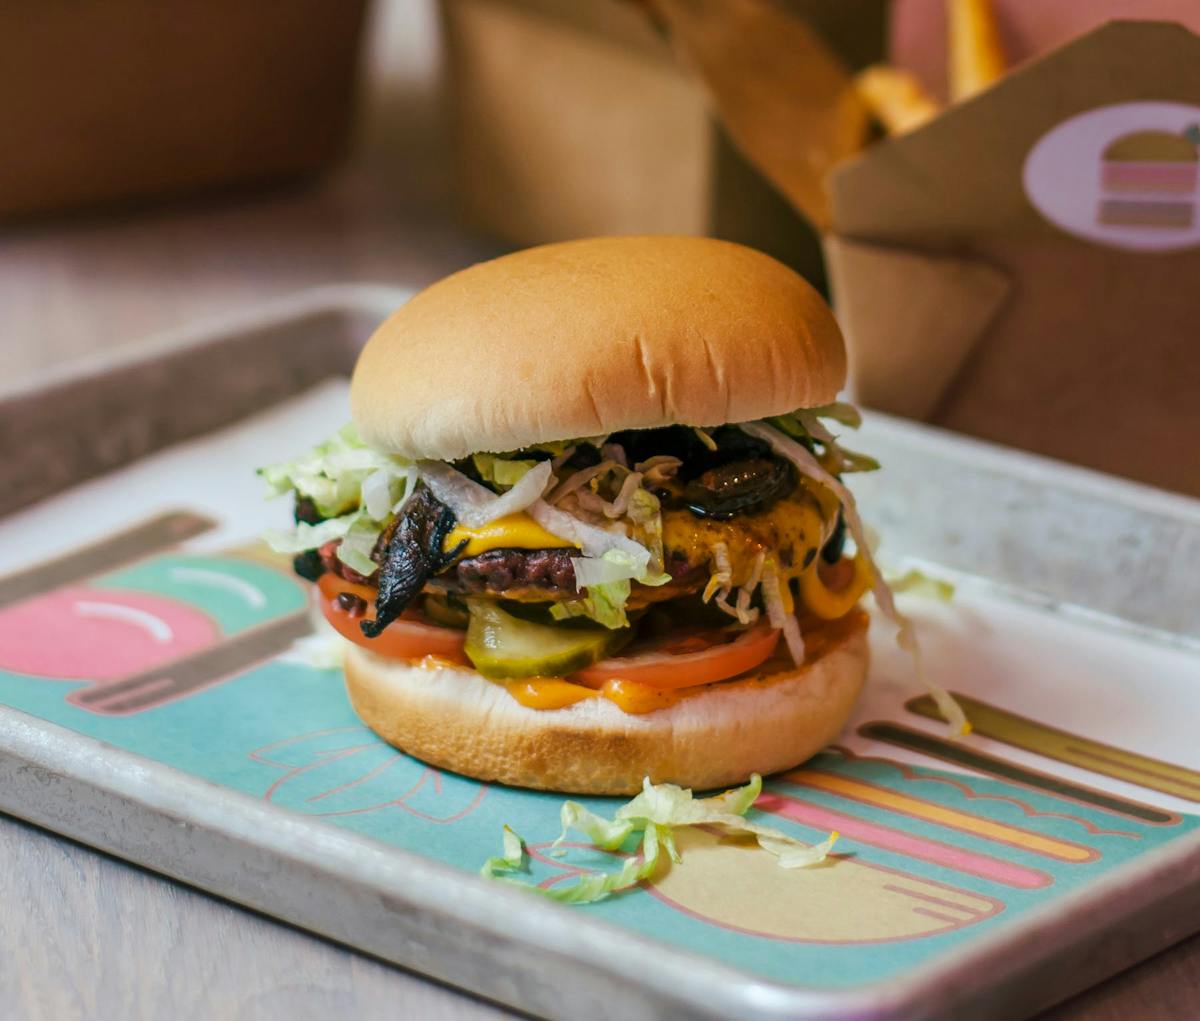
[263, 235, 918, 795]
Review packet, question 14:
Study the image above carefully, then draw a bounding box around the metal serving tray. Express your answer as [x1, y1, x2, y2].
[1, 286, 1197, 1021]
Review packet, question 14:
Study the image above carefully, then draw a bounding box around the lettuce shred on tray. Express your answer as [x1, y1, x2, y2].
[479, 775, 839, 905]
[259, 405, 970, 737]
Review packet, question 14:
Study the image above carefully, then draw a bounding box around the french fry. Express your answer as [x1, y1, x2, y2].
[855, 65, 941, 136]
[946, 0, 1007, 101]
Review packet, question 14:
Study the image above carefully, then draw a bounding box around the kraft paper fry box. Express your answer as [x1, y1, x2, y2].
[439, 0, 887, 288]
[826, 21, 1200, 498]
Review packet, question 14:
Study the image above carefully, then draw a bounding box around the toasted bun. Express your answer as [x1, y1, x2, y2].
[342, 614, 868, 795]
[351, 236, 846, 460]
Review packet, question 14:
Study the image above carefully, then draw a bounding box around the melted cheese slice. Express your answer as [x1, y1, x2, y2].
[800, 552, 874, 620]
[443, 512, 577, 558]
[661, 483, 833, 588]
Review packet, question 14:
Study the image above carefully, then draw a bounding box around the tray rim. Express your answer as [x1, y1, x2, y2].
[0, 282, 410, 404]
[2, 700, 1197, 1021]
[4, 284, 1200, 1019]
[859, 409, 1200, 526]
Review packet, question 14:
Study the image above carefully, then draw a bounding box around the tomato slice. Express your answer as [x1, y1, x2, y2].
[571, 620, 781, 691]
[316, 574, 468, 665]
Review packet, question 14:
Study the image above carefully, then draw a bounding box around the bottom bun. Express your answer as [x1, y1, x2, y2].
[343, 613, 869, 795]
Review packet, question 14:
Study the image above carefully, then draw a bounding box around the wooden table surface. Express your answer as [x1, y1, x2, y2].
[2, 7, 1196, 1017]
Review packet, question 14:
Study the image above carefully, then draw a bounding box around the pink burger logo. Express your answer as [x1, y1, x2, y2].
[1098, 126, 1200, 229]
[1024, 102, 1200, 252]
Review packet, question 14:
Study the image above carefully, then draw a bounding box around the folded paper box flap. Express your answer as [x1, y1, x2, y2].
[653, 0, 871, 232]
[824, 20, 1200, 496]
[825, 238, 1011, 420]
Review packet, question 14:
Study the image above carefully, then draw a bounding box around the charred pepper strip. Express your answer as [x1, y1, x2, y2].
[361, 486, 467, 638]
[682, 457, 795, 520]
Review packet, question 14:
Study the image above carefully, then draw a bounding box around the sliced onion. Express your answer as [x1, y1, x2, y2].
[604, 471, 644, 519]
[635, 455, 681, 472]
[762, 560, 805, 665]
[573, 489, 610, 516]
[551, 445, 578, 470]
[548, 461, 613, 504]
[636, 455, 682, 486]
[418, 459, 552, 528]
[601, 442, 628, 467]
[362, 466, 419, 522]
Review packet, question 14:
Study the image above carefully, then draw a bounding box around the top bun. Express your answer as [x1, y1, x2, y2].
[351, 236, 846, 460]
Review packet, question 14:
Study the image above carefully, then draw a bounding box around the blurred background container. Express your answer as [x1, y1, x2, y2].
[0, 0, 368, 219]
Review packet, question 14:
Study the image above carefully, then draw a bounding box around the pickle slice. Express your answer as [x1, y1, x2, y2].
[465, 599, 630, 680]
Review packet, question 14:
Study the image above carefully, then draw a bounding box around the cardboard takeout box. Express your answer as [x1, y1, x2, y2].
[826, 21, 1200, 497]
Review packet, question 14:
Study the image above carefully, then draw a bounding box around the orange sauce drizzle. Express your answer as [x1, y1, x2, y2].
[495, 610, 866, 715]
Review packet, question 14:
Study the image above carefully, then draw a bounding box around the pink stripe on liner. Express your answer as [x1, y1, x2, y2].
[914, 907, 970, 925]
[755, 793, 1052, 889]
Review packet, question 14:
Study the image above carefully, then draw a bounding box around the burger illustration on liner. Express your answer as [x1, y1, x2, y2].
[261, 236, 954, 795]
[1098, 128, 1199, 229]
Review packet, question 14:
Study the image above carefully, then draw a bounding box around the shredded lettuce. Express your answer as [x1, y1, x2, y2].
[528, 500, 666, 630]
[808, 401, 863, 428]
[262, 516, 356, 556]
[480, 775, 838, 905]
[552, 549, 668, 630]
[260, 424, 410, 516]
[551, 802, 636, 853]
[472, 453, 539, 489]
[529, 439, 586, 457]
[480, 825, 527, 879]
[626, 488, 666, 574]
[259, 424, 418, 574]
[887, 568, 956, 602]
[262, 507, 394, 578]
[550, 580, 632, 630]
[337, 512, 391, 577]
